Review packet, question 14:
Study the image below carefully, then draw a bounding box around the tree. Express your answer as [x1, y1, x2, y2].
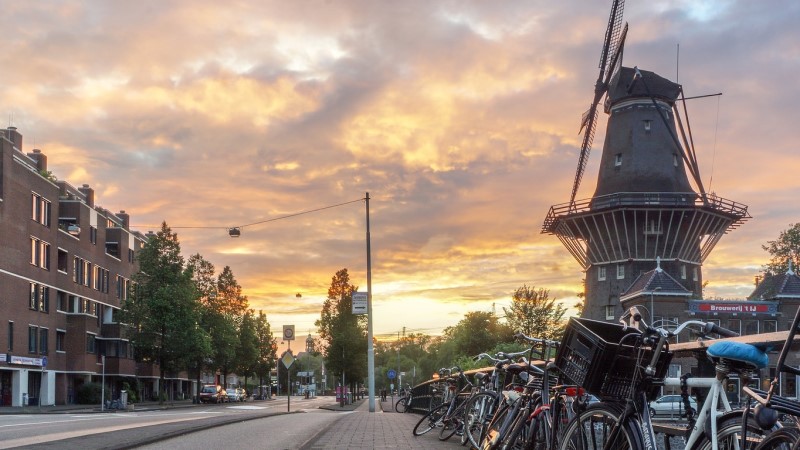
[186, 253, 217, 399]
[762, 223, 800, 276]
[315, 268, 367, 393]
[254, 310, 277, 396]
[503, 285, 568, 341]
[120, 222, 202, 403]
[443, 311, 515, 359]
[235, 310, 260, 387]
[213, 266, 248, 388]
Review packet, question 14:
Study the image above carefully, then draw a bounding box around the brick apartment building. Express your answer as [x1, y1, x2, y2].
[0, 127, 192, 406]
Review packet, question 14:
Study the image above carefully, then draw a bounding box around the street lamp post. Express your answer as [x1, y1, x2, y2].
[365, 192, 376, 412]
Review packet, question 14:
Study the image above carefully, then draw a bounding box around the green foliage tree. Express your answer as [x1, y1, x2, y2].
[503, 285, 568, 341]
[762, 223, 800, 276]
[186, 253, 218, 399]
[120, 222, 203, 404]
[254, 310, 277, 395]
[315, 268, 367, 392]
[213, 266, 248, 388]
[235, 309, 260, 386]
[443, 311, 515, 358]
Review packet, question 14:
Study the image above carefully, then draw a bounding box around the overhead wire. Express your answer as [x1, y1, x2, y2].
[132, 197, 365, 231]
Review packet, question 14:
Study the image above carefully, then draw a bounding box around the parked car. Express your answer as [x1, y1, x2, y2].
[649, 394, 697, 416]
[199, 385, 227, 404]
[227, 388, 242, 402]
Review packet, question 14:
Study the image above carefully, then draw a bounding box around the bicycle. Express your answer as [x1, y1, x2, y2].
[480, 333, 573, 450]
[395, 385, 413, 413]
[741, 295, 800, 450]
[462, 350, 530, 448]
[557, 306, 773, 450]
[412, 366, 473, 438]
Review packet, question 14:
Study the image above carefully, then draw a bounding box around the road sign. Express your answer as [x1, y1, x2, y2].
[352, 292, 368, 315]
[281, 351, 295, 369]
[387, 369, 396, 380]
[283, 325, 295, 341]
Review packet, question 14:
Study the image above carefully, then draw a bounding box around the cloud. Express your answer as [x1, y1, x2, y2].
[1, 0, 796, 336]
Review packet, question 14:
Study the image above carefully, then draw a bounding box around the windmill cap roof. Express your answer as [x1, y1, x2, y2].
[608, 66, 682, 106]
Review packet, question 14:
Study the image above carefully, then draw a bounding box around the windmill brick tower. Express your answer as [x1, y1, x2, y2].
[542, 0, 750, 322]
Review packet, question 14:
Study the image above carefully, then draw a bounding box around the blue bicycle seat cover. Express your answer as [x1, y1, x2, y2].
[706, 341, 769, 369]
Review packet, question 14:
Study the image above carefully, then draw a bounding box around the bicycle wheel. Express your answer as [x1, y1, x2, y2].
[481, 403, 513, 450]
[464, 392, 499, 449]
[413, 402, 448, 436]
[395, 396, 409, 413]
[690, 414, 769, 450]
[439, 401, 464, 441]
[755, 427, 799, 450]
[500, 405, 534, 450]
[558, 403, 642, 450]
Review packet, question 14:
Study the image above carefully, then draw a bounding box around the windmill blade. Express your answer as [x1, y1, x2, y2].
[603, 23, 628, 87]
[569, 0, 626, 205]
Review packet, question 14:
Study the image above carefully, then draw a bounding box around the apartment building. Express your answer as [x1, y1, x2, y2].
[0, 127, 188, 406]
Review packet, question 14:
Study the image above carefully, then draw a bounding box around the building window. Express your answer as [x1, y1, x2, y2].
[57, 291, 67, 311]
[90, 226, 97, 245]
[56, 330, 66, 352]
[73, 257, 92, 286]
[692, 267, 698, 281]
[743, 320, 759, 336]
[725, 319, 741, 335]
[644, 220, 663, 235]
[128, 249, 135, 263]
[644, 120, 652, 131]
[57, 248, 68, 272]
[614, 153, 622, 167]
[681, 265, 687, 279]
[28, 283, 49, 312]
[605, 305, 615, 320]
[763, 320, 777, 334]
[39, 328, 48, 355]
[7, 322, 12, 351]
[30, 237, 51, 270]
[598, 266, 607, 281]
[86, 334, 96, 354]
[28, 326, 38, 354]
[616, 264, 625, 279]
[31, 193, 51, 227]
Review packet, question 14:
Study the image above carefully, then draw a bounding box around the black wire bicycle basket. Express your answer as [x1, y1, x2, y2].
[554, 317, 672, 401]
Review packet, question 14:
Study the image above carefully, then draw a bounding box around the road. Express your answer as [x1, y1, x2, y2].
[1, 396, 330, 449]
[137, 408, 343, 450]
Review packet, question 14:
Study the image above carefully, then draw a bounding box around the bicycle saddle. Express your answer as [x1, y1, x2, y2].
[706, 341, 768, 369]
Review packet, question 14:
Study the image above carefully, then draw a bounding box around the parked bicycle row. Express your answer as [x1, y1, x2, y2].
[401, 300, 800, 450]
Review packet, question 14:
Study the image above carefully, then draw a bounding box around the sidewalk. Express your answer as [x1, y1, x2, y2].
[0, 397, 277, 415]
[303, 397, 462, 449]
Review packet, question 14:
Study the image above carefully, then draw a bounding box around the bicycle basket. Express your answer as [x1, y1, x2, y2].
[554, 317, 672, 401]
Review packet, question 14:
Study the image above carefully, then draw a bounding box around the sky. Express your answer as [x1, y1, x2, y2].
[2, 1, 799, 344]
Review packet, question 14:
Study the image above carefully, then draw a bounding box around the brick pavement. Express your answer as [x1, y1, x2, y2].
[302, 398, 464, 449]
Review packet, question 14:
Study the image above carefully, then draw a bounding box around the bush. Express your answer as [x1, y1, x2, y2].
[76, 383, 103, 405]
[122, 381, 139, 404]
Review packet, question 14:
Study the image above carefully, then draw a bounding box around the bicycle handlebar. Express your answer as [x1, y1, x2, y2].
[620, 306, 740, 376]
[514, 332, 560, 347]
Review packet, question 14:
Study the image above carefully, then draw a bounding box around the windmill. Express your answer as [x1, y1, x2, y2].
[542, 0, 750, 322]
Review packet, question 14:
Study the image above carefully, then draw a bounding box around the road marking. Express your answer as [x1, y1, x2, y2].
[226, 405, 268, 410]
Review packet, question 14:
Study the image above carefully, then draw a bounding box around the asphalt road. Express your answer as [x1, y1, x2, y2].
[3, 396, 329, 449]
[137, 408, 343, 450]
